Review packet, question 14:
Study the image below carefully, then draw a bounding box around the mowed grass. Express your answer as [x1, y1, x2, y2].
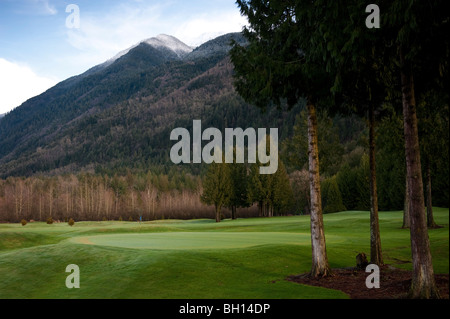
[0, 208, 448, 299]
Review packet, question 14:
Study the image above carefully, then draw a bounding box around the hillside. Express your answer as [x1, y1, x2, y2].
[0, 32, 447, 215]
[0, 33, 302, 177]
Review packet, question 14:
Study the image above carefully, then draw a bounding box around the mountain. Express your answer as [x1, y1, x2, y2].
[0, 32, 301, 178]
[104, 34, 194, 66]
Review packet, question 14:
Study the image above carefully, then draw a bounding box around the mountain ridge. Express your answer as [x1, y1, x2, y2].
[0, 32, 295, 178]
[105, 34, 194, 67]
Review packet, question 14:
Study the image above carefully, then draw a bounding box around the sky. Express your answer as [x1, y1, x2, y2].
[0, 0, 248, 115]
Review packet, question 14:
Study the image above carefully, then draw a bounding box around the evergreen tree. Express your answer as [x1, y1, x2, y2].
[231, 0, 334, 277]
[336, 164, 359, 211]
[200, 162, 232, 223]
[271, 160, 294, 215]
[417, 91, 448, 229]
[322, 176, 346, 214]
[355, 154, 371, 211]
[247, 162, 273, 217]
[283, 110, 344, 177]
[289, 170, 310, 215]
[312, 0, 387, 266]
[382, 0, 447, 298]
[247, 159, 293, 217]
[227, 160, 250, 220]
[375, 113, 406, 212]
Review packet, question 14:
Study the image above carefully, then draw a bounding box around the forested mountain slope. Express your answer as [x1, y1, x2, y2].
[0, 33, 300, 177]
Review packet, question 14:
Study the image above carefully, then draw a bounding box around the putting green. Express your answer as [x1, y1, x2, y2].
[70, 232, 311, 250]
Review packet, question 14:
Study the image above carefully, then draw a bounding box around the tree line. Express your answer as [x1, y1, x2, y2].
[230, 0, 448, 298]
[1, 112, 446, 224]
[200, 157, 294, 223]
[0, 172, 208, 222]
[0, 167, 295, 223]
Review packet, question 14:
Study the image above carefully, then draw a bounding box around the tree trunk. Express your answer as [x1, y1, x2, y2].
[402, 175, 410, 228]
[231, 205, 237, 220]
[39, 194, 42, 221]
[426, 164, 437, 228]
[215, 205, 221, 223]
[400, 54, 440, 299]
[48, 184, 53, 219]
[307, 100, 331, 278]
[369, 105, 383, 265]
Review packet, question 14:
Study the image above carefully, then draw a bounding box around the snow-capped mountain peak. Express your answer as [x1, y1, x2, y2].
[107, 34, 193, 64]
[143, 34, 194, 57]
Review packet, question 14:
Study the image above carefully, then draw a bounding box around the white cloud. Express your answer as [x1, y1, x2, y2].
[64, 3, 173, 68]
[0, 58, 58, 114]
[40, 0, 57, 15]
[62, 2, 248, 71]
[173, 11, 248, 47]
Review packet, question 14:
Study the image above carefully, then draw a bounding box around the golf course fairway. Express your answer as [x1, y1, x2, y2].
[0, 209, 448, 299]
[70, 232, 312, 250]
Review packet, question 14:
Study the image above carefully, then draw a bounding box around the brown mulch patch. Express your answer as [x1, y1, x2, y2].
[287, 265, 449, 299]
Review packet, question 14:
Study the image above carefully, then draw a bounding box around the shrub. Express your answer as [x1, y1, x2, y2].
[46, 217, 54, 224]
[118, 216, 123, 222]
[68, 218, 75, 227]
[128, 216, 134, 222]
[21, 219, 27, 226]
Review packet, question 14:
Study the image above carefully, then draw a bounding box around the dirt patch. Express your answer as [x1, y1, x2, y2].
[287, 265, 449, 299]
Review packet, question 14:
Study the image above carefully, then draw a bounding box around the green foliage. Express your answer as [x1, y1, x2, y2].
[336, 164, 359, 211]
[21, 219, 27, 226]
[227, 160, 250, 216]
[290, 170, 309, 215]
[271, 161, 295, 214]
[355, 154, 371, 210]
[382, 0, 448, 89]
[283, 110, 346, 176]
[247, 159, 294, 216]
[322, 177, 346, 214]
[46, 217, 53, 225]
[200, 162, 232, 221]
[376, 114, 406, 210]
[417, 94, 449, 208]
[231, 0, 334, 110]
[333, 154, 372, 212]
[68, 218, 75, 227]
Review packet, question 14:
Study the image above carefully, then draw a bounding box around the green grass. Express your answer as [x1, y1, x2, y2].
[0, 208, 448, 299]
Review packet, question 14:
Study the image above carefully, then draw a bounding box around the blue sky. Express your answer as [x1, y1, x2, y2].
[0, 0, 247, 114]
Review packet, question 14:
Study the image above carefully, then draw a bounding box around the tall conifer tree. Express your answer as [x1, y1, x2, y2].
[231, 0, 333, 277]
